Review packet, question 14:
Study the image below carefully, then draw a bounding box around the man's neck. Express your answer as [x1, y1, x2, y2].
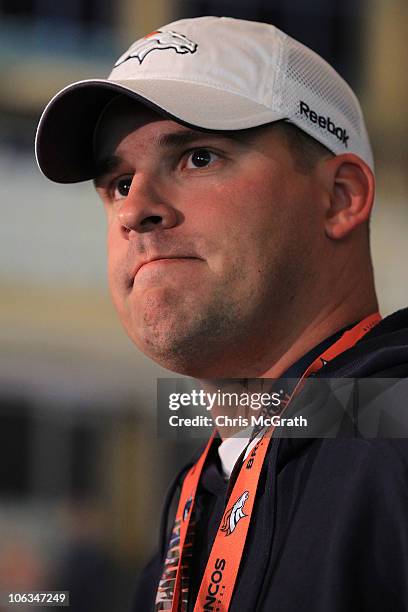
[259, 298, 378, 379]
[204, 299, 379, 440]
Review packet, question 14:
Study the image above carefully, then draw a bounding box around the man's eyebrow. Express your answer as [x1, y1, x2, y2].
[93, 155, 122, 187]
[156, 128, 250, 148]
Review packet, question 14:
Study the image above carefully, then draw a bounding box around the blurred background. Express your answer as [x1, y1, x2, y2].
[0, 0, 407, 610]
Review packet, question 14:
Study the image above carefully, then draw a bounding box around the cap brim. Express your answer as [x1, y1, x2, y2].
[35, 78, 283, 183]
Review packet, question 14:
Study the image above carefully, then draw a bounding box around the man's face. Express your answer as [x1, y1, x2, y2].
[94, 97, 325, 376]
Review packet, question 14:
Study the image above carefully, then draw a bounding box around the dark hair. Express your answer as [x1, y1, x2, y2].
[274, 121, 334, 173]
[275, 121, 371, 239]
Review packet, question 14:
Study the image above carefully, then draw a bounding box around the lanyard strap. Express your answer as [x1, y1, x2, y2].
[290, 311, 382, 398]
[157, 312, 381, 612]
[155, 432, 215, 611]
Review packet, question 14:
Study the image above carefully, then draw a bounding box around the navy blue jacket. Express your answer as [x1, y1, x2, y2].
[132, 308, 408, 611]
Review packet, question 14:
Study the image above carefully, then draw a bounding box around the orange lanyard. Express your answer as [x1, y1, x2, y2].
[158, 313, 381, 612]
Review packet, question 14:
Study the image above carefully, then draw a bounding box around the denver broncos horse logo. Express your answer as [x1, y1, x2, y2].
[114, 30, 198, 66]
[220, 491, 249, 536]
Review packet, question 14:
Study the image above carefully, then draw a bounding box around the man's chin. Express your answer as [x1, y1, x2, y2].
[122, 314, 214, 374]
[116, 286, 238, 373]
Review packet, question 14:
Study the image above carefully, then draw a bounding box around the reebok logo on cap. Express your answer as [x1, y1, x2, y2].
[299, 101, 349, 147]
[114, 30, 198, 66]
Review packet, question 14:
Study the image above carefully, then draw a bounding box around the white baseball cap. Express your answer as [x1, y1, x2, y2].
[35, 16, 374, 183]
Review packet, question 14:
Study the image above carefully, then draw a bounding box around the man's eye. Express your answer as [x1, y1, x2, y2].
[185, 149, 219, 169]
[113, 176, 133, 199]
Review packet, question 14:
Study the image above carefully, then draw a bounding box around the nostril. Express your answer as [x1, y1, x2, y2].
[140, 215, 162, 226]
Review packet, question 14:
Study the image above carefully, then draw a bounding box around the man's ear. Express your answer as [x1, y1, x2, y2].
[323, 154, 375, 240]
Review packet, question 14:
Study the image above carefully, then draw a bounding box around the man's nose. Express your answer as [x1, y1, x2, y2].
[117, 174, 178, 235]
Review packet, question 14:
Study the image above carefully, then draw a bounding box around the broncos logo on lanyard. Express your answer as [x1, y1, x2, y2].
[114, 30, 198, 66]
[220, 491, 249, 536]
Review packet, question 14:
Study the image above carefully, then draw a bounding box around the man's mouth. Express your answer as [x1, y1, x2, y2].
[131, 256, 202, 286]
